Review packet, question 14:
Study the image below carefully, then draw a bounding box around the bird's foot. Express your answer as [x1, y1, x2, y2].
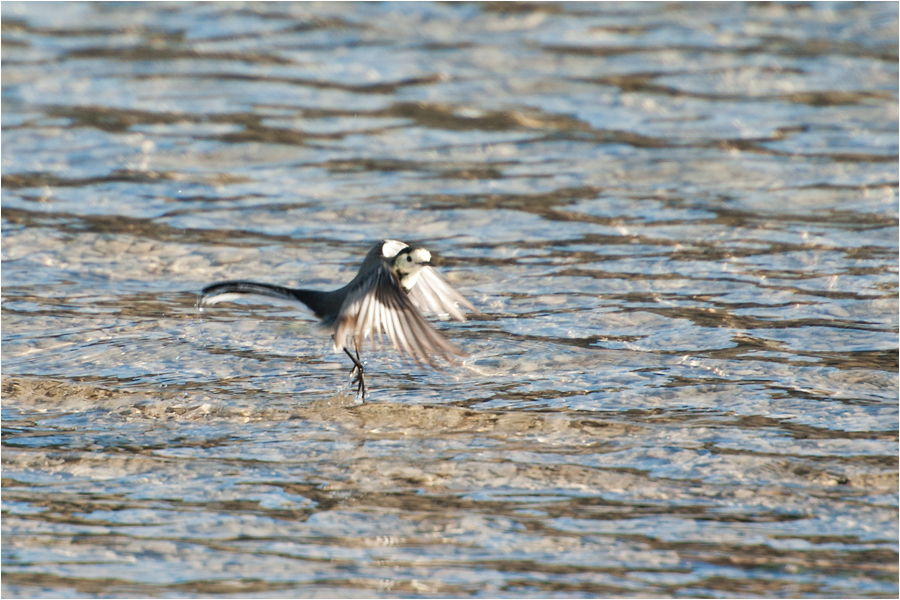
[343, 347, 367, 400]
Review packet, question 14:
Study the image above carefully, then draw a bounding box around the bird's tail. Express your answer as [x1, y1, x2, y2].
[198, 281, 331, 318]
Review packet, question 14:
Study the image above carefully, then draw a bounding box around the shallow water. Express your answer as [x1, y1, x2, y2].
[2, 2, 897, 597]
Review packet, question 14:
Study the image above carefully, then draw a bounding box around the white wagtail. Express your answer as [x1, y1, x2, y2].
[199, 240, 478, 398]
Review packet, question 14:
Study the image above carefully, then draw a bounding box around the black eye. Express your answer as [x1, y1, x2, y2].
[406, 255, 412, 262]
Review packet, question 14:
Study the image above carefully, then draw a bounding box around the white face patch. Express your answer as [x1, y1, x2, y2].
[381, 239, 408, 258]
[394, 248, 431, 274]
[392, 247, 432, 290]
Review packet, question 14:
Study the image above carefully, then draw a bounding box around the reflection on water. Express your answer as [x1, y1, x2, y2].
[2, 2, 897, 597]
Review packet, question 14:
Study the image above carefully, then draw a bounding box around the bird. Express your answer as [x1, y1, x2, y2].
[198, 240, 478, 399]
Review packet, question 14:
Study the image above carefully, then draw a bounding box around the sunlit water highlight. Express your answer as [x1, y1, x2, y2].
[2, 2, 897, 597]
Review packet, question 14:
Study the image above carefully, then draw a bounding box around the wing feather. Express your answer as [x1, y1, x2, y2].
[332, 262, 468, 366]
[408, 266, 477, 321]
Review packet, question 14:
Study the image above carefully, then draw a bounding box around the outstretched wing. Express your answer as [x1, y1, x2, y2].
[331, 264, 465, 367]
[408, 265, 479, 321]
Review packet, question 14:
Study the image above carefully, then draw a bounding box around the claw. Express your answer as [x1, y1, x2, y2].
[343, 347, 367, 400]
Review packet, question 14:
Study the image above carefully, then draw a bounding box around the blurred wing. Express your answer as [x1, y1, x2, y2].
[407, 266, 478, 321]
[332, 264, 464, 366]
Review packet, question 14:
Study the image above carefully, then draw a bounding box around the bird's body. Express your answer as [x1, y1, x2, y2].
[199, 240, 477, 398]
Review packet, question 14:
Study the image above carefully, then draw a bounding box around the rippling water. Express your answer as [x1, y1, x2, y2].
[2, 2, 898, 597]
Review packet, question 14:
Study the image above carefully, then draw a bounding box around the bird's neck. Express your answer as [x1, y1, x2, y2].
[394, 268, 424, 292]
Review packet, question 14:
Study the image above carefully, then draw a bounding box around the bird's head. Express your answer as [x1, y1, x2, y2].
[391, 246, 431, 290]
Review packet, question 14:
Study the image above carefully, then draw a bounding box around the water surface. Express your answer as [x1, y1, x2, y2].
[2, 2, 898, 597]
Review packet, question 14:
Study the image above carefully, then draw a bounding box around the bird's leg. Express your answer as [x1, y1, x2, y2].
[343, 347, 367, 400]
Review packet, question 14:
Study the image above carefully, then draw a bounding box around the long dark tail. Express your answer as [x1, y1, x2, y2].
[199, 281, 333, 319]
